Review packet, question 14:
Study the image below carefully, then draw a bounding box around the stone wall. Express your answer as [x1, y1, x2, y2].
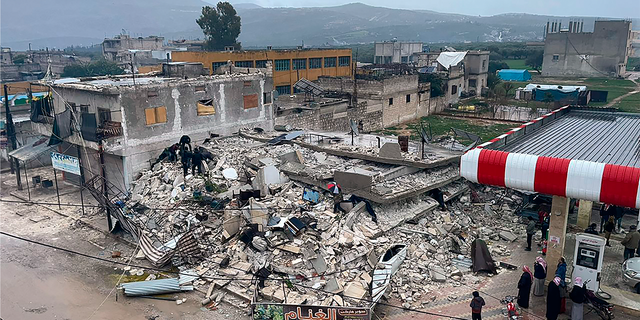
[275, 101, 384, 132]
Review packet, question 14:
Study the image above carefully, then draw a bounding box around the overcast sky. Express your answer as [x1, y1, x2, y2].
[230, 0, 639, 18]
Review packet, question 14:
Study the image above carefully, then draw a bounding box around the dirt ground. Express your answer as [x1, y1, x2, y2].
[0, 170, 248, 320]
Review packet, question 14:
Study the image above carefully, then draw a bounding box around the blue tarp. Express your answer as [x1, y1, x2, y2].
[498, 69, 532, 81]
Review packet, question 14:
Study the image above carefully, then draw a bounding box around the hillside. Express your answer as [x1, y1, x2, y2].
[1, 1, 637, 50]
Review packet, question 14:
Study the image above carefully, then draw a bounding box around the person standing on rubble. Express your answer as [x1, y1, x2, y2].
[191, 148, 204, 175]
[517, 265, 533, 308]
[525, 217, 536, 251]
[533, 256, 547, 296]
[469, 291, 485, 320]
[180, 149, 192, 177]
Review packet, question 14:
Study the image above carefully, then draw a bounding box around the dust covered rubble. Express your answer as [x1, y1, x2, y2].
[123, 135, 526, 309]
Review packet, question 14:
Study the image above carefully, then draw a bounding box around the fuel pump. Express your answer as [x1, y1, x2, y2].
[572, 233, 606, 292]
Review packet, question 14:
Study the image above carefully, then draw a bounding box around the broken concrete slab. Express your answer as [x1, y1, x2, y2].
[324, 278, 343, 294]
[379, 142, 403, 159]
[310, 255, 327, 274]
[499, 231, 517, 242]
[430, 266, 447, 282]
[333, 169, 373, 192]
[258, 157, 277, 167]
[222, 168, 238, 180]
[343, 281, 367, 300]
[279, 151, 304, 165]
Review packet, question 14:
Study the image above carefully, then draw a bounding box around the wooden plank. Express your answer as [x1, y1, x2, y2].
[243, 94, 258, 109]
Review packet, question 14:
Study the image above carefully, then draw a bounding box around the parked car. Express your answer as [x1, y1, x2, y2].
[622, 257, 640, 294]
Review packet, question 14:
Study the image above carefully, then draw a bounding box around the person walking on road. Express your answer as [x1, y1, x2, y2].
[533, 256, 547, 296]
[570, 277, 586, 320]
[614, 206, 624, 233]
[517, 265, 533, 308]
[525, 217, 536, 251]
[621, 225, 640, 261]
[599, 204, 610, 233]
[604, 216, 615, 247]
[546, 277, 562, 320]
[470, 291, 485, 320]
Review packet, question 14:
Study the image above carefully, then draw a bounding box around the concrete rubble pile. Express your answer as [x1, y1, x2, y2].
[122, 133, 527, 309]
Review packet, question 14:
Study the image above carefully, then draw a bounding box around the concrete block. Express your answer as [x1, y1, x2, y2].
[279, 151, 304, 165]
[499, 231, 517, 242]
[379, 142, 403, 159]
[334, 169, 373, 192]
[310, 255, 327, 274]
[343, 281, 367, 300]
[430, 266, 447, 282]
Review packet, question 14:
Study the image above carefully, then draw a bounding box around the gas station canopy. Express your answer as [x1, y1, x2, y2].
[460, 106, 640, 209]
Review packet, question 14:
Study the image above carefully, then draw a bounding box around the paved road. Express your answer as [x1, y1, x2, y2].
[0, 171, 246, 320]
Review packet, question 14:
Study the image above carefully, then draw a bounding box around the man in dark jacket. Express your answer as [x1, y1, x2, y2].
[584, 223, 599, 235]
[526, 217, 536, 251]
[621, 225, 640, 261]
[470, 291, 485, 320]
[191, 148, 203, 175]
[613, 206, 624, 233]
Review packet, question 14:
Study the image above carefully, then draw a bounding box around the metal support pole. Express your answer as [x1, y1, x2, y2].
[24, 162, 30, 201]
[53, 168, 61, 209]
[76, 147, 86, 217]
[4, 84, 21, 189]
[98, 141, 112, 229]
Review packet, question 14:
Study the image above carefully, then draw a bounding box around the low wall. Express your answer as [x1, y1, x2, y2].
[275, 101, 384, 132]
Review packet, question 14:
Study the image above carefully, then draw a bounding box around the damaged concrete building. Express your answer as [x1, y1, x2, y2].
[542, 20, 633, 77]
[32, 63, 274, 190]
[274, 74, 434, 132]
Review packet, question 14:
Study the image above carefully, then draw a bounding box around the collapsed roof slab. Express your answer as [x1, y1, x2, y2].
[240, 130, 461, 169]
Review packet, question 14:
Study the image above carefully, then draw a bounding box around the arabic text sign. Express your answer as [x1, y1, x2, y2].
[253, 304, 370, 320]
[51, 152, 81, 175]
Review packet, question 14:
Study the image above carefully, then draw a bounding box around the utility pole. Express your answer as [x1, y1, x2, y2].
[98, 140, 112, 230]
[4, 85, 22, 189]
[352, 49, 358, 107]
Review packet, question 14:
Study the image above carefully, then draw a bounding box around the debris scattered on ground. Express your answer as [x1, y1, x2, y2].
[115, 130, 527, 309]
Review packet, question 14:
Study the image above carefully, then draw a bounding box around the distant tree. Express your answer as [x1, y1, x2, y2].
[501, 82, 515, 99]
[525, 51, 544, 72]
[12, 54, 27, 64]
[487, 73, 502, 90]
[419, 73, 446, 97]
[488, 61, 509, 74]
[62, 60, 124, 77]
[542, 92, 555, 107]
[197, 2, 241, 51]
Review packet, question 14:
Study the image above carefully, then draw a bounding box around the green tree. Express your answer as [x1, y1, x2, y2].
[488, 61, 509, 74]
[62, 60, 124, 77]
[419, 73, 446, 97]
[487, 73, 502, 90]
[197, 2, 241, 51]
[525, 50, 544, 72]
[12, 54, 27, 64]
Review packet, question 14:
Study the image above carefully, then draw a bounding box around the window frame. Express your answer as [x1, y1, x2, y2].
[338, 56, 351, 67]
[235, 60, 254, 68]
[309, 58, 322, 69]
[324, 57, 337, 68]
[276, 85, 291, 95]
[145, 106, 167, 125]
[405, 94, 411, 103]
[255, 60, 268, 68]
[292, 58, 307, 70]
[212, 61, 226, 72]
[388, 97, 393, 105]
[275, 59, 290, 71]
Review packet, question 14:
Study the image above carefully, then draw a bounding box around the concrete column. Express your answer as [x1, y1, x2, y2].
[546, 195, 570, 282]
[576, 200, 592, 230]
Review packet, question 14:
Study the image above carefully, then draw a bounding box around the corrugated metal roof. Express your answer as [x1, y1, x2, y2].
[489, 110, 640, 168]
[8, 137, 55, 162]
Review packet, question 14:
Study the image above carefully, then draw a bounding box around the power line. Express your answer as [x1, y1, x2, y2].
[0, 231, 471, 320]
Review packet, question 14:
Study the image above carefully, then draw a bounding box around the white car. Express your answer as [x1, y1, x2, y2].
[622, 257, 640, 294]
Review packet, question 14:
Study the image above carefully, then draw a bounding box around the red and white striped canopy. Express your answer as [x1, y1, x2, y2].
[460, 148, 640, 209]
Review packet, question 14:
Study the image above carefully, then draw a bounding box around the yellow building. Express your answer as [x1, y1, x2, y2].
[172, 49, 353, 95]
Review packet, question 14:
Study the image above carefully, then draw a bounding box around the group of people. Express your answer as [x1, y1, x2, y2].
[153, 135, 213, 177]
[594, 203, 640, 261]
[470, 256, 573, 320]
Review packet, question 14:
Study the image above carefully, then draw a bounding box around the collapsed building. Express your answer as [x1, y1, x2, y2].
[106, 127, 531, 311]
[31, 63, 274, 190]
